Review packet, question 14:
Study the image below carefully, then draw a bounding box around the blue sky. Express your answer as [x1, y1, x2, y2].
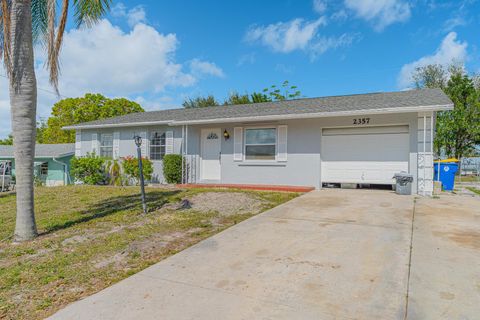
[0, 0, 479, 138]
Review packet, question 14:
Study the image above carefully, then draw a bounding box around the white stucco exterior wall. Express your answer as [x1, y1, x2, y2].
[76, 111, 427, 193]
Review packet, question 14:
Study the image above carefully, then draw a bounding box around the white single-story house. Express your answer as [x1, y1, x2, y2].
[64, 88, 453, 195]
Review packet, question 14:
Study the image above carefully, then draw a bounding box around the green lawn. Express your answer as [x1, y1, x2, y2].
[466, 187, 480, 195]
[0, 186, 299, 319]
[455, 175, 480, 183]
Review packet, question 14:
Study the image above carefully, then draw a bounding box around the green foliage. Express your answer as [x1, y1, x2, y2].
[182, 95, 219, 108]
[250, 91, 271, 103]
[224, 92, 252, 105]
[413, 64, 448, 89]
[121, 156, 153, 184]
[0, 134, 13, 145]
[163, 154, 183, 184]
[70, 152, 106, 185]
[223, 91, 272, 105]
[106, 160, 123, 186]
[182, 81, 301, 108]
[36, 119, 48, 144]
[413, 63, 480, 158]
[39, 93, 144, 144]
[263, 80, 302, 101]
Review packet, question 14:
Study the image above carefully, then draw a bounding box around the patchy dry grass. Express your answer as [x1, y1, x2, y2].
[0, 186, 299, 319]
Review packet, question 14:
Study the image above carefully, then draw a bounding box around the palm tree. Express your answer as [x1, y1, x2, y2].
[1, 0, 111, 241]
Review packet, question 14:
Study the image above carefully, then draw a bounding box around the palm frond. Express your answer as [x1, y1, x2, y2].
[31, 0, 48, 44]
[0, 0, 12, 78]
[73, 0, 111, 27]
[49, 0, 68, 92]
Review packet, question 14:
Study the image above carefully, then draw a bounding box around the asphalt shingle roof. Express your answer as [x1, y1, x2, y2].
[0, 144, 75, 158]
[65, 88, 452, 129]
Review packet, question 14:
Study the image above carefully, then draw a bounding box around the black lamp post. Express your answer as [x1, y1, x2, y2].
[133, 135, 147, 214]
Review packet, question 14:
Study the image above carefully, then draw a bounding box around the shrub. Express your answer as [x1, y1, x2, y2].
[163, 154, 183, 184]
[121, 156, 153, 184]
[105, 160, 123, 186]
[71, 152, 106, 185]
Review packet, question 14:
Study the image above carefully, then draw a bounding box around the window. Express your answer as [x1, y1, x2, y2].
[245, 128, 276, 160]
[40, 162, 48, 176]
[0, 161, 11, 175]
[100, 133, 113, 158]
[150, 131, 166, 160]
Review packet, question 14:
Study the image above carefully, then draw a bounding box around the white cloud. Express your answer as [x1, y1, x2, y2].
[112, 3, 147, 27]
[245, 17, 327, 53]
[398, 32, 468, 88]
[245, 17, 355, 59]
[443, 16, 466, 32]
[332, 9, 348, 21]
[0, 10, 224, 138]
[237, 52, 256, 66]
[309, 33, 357, 59]
[189, 59, 225, 78]
[313, 0, 327, 14]
[344, 0, 411, 31]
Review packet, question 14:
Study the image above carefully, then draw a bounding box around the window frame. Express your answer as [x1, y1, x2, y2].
[149, 131, 166, 161]
[100, 133, 113, 159]
[40, 162, 48, 176]
[243, 127, 277, 162]
[0, 161, 12, 176]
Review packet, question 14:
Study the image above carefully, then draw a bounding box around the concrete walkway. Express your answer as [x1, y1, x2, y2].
[49, 189, 480, 320]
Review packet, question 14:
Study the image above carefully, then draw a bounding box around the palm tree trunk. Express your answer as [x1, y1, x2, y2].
[10, 0, 38, 241]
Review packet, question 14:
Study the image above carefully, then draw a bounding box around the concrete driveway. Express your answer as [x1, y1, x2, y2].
[49, 189, 480, 320]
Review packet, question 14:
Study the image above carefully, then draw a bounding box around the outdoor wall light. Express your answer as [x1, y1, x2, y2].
[223, 129, 230, 140]
[134, 135, 142, 147]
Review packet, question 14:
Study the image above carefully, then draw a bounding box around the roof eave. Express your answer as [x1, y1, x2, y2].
[62, 120, 171, 130]
[0, 152, 75, 159]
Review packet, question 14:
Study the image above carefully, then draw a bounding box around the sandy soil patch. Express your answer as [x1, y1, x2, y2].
[188, 192, 264, 216]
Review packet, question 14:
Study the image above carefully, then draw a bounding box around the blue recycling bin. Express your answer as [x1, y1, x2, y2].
[434, 162, 459, 191]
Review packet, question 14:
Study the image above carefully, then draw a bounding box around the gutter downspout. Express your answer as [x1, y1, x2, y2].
[52, 157, 69, 186]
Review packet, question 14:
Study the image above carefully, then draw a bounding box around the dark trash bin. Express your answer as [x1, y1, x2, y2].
[393, 172, 414, 195]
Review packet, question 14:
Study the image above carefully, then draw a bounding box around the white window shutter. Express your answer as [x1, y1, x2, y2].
[165, 131, 174, 154]
[139, 131, 147, 157]
[234, 127, 243, 161]
[91, 133, 99, 154]
[113, 131, 120, 159]
[75, 130, 82, 157]
[277, 125, 288, 162]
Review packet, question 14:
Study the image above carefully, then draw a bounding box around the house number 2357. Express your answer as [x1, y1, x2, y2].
[353, 118, 370, 125]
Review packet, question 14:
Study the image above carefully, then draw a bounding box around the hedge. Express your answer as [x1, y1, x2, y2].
[163, 154, 182, 184]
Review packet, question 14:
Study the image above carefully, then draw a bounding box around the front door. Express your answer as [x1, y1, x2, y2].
[201, 128, 221, 180]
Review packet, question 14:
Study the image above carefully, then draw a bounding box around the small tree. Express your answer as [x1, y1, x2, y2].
[182, 95, 219, 108]
[263, 80, 302, 101]
[412, 63, 480, 159]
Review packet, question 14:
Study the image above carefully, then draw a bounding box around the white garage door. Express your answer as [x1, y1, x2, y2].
[321, 125, 409, 184]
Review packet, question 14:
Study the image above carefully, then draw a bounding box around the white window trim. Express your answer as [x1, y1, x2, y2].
[149, 130, 167, 161]
[100, 133, 114, 159]
[243, 126, 278, 162]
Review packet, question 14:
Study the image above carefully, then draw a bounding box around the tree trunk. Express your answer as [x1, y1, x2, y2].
[10, 0, 38, 241]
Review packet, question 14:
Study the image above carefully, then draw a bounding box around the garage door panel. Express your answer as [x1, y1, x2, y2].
[322, 134, 409, 162]
[321, 126, 410, 184]
[322, 161, 409, 183]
